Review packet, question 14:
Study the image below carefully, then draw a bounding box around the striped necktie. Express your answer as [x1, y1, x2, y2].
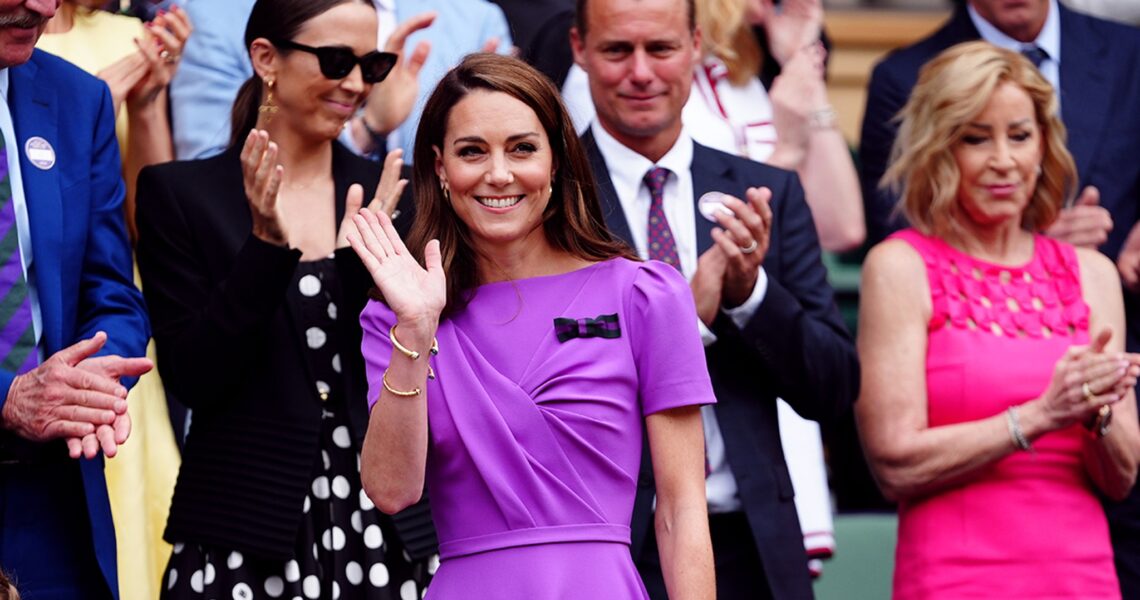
[0, 137, 37, 374]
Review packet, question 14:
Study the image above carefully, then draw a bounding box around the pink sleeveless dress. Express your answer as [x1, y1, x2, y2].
[890, 229, 1119, 599]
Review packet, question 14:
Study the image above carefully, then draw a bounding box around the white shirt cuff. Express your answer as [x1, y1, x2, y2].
[724, 267, 769, 330]
[699, 319, 717, 347]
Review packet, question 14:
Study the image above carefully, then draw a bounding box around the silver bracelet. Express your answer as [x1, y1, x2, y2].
[1006, 406, 1033, 452]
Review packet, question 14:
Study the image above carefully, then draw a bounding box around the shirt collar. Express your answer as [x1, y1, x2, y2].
[968, 0, 1061, 65]
[0, 69, 9, 104]
[590, 120, 693, 193]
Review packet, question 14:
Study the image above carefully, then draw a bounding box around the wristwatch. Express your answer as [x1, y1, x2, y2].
[1084, 404, 1113, 438]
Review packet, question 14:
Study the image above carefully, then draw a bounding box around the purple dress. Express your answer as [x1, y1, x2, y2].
[360, 258, 716, 598]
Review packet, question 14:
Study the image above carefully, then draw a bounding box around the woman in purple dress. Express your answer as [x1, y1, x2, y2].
[347, 53, 716, 598]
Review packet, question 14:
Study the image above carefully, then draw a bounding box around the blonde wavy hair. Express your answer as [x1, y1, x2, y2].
[882, 41, 1076, 244]
[696, 0, 760, 85]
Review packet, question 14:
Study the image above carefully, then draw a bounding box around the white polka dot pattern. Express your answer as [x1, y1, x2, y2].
[264, 576, 284, 597]
[299, 274, 322, 296]
[369, 562, 389, 587]
[312, 476, 330, 500]
[302, 575, 320, 599]
[363, 524, 383, 549]
[284, 559, 300, 583]
[332, 475, 350, 499]
[332, 426, 351, 449]
[346, 561, 363, 585]
[306, 327, 327, 349]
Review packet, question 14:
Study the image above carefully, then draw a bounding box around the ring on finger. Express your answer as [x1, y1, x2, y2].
[739, 239, 759, 255]
[1082, 381, 1095, 402]
[159, 49, 171, 60]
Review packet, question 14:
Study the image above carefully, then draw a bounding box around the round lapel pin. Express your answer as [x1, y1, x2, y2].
[25, 137, 55, 170]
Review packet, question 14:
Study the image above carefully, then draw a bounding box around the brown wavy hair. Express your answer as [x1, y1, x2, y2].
[408, 53, 637, 316]
[882, 41, 1076, 244]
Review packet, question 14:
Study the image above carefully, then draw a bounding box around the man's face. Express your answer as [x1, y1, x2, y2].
[0, 0, 58, 69]
[969, 0, 1050, 42]
[571, 0, 700, 159]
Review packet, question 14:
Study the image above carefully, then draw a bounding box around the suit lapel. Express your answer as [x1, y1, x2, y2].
[9, 56, 63, 354]
[581, 131, 636, 245]
[1057, 5, 1110, 185]
[690, 144, 731, 255]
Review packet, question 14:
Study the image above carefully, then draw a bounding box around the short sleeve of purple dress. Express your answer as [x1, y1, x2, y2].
[360, 258, 715, 598]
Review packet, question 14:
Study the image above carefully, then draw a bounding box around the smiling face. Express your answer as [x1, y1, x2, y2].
[0, 0, 57, 68]
[435, 90, 556, 257]
[952, 81, 1044, 231]
[265, 2, 377, 141]
[571, 0, 701, 161]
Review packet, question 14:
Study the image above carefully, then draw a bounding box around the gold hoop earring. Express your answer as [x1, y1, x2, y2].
[259, 77, 278, 123]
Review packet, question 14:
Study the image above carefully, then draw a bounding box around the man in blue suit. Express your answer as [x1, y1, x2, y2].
[170, 0, 512, 162]
[858, 0, 1140, 594]
[0, 0, 152, 598]
[571, 0, 858, 597]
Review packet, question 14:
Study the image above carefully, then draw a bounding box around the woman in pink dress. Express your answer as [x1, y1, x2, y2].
[347, 54, 717, 598]
[857, 41, 1140, 599]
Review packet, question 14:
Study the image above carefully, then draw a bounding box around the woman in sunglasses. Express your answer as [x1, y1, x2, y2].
[135, 0, 430, 598]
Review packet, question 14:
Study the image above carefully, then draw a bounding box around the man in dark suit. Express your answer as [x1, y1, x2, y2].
[0, 0, 153, 598]
[570, 0, 858, 597]
[858, 2, 1140, 593]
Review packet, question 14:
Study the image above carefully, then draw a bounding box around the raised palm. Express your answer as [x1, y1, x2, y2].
[762, 0, 823, 67]
[347, 208, 446, 326]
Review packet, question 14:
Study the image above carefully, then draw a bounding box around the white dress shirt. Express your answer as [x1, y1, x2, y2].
[969, 0, 1062, 97]
[590, 121, 773, 512]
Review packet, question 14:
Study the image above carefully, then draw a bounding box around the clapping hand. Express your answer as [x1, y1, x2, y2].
[1046, 186, 1112, 249]
[1039, 327, 1140, 430]
[359, 12, 434, 143]
[768, 45, 828, 169]
[754, 0, 823, 67]
[240, 130, 287, 246]
[709, 187, 773, 308]
[337, 150, 408, 249]
[129, 6, 193, 110]
[0, 332, 153, 460]
[346, 208, 446, 329]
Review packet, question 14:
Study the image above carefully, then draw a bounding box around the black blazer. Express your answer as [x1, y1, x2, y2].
[583, 132, 859, 600]
[136, 142, 416, 560]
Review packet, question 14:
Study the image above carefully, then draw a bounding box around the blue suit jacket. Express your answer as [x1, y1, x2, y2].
[859, 4, 1140, 346]
[170, 0, 512, 161]
[0, 50, 150, 599]
[583, 132, 859, 600]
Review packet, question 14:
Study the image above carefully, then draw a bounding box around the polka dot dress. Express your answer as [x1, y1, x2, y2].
[162, 258, 434, 600]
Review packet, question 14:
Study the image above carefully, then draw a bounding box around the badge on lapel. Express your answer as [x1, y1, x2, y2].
[24, 137, 55, 170]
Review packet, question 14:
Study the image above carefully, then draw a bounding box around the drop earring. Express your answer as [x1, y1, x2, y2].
[259, 77, 278, 123]
[440, 180, 451, 201]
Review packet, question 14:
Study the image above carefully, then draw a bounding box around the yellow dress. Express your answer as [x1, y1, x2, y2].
[38, 10, 180, 600]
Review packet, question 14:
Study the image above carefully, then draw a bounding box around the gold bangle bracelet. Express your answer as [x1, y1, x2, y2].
[382, 370, 421, 397]
[389, 325, 439, 360]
